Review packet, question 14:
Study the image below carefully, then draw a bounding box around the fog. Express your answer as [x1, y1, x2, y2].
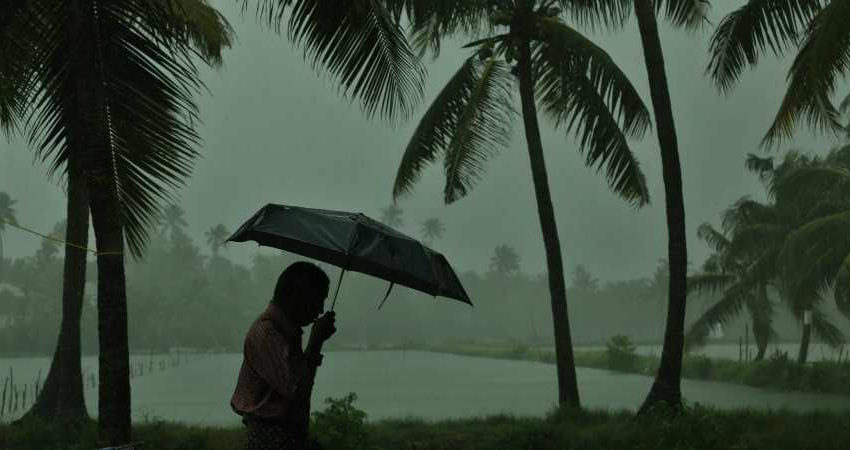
[0, 1, 835, 282]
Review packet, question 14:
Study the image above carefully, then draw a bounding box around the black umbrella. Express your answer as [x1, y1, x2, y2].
[227, 203, 472, 309]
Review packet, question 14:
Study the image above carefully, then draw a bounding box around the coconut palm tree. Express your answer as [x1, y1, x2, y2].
[205, 224, 230, 256]
[0, 192, 17, 279]
[708, 0, 849, 146]
[1, 0, 233, 442]
[420, 217, 445, 245]
[565, 0, 710, 411]
[380, 203, 404, 229]
[686, 222, 777, 361]
[394, 0, 652, 408]
[721, 151, 846, 365]
[490, 244, 521, 278]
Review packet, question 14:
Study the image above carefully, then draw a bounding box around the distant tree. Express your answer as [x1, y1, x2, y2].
[420, 218, 445, 246]
[380, 204, 404, 229]
[205, 224, 230, 256]
[161, 204, 190, 244]
[642, 259, 669, 303]
[490, 245, 520, 278]
[34, 221, 67, 269]
[0, 192, 18, 279]
[571, 265, 598, 294]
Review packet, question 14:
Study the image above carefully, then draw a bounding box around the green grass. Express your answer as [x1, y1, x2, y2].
[2, 406, 849, 450]
[397, 342, 850, 396]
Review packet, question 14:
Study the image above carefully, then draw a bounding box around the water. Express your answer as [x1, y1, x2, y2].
[563, 343, 848, 362]
[1, 351, 847, 426]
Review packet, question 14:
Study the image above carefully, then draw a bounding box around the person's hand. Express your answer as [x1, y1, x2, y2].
[309, 311, 336, 347]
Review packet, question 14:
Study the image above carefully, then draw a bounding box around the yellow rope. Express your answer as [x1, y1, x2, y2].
[0, 217, 123, 256]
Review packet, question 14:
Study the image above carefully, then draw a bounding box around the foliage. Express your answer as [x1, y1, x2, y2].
[310, 393, 369, 450]
[606, 335, 638, 372]
[8, 407, 850, 450]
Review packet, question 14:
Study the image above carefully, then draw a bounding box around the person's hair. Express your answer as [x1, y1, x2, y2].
[271, 261, 330, 306]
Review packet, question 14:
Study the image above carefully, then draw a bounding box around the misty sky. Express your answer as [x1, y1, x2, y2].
[0, 1, 840, 282]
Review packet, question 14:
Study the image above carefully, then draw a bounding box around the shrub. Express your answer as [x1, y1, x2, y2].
[606, 335, 638, 372]
[310, 393, 369, 450]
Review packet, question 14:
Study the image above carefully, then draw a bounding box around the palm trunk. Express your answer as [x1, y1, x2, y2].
[72, 0, 131, 444]
[633, 0, 688, 413]
[797, 322, 811, 365]
[517, 39, 580, 409]
[752, 284, 770, 362]
[22, 152, 90, 424]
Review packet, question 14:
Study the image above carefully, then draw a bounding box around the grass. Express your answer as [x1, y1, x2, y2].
[392, 342, 850, 396]
[2, 405, 849, 450]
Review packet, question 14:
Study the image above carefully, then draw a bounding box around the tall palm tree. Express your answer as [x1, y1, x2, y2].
[420, 217, 445, 245]
[380, 203, 404, 229]
[394, 0, 652, 409]
[0, 192, 17, 279]
[490, 244, 521, 278]
[2, 0, 233, 442]
[708, 0, 849, 147]
[205, 224, 230, 256]
[568, 0, 710, 411]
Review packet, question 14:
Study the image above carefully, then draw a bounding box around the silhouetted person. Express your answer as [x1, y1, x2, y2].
[231, 261, 336, 450]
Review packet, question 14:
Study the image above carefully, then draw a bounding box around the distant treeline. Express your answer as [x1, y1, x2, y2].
[0, 221, 843, 356]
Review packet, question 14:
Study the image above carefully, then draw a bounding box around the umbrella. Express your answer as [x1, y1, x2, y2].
[226, 203, 472, 309]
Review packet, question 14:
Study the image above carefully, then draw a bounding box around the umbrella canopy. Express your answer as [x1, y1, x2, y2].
[227, 204, 472, 306]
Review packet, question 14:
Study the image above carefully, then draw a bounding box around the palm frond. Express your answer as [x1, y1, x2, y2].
[687, 272, 735, 296]
[779, 210, 850, 298]
[772, 166, 850, 203]
[657, 0, 711, 31]
[163, 0, 235, 67]
[403, 0, 491, 58]
[744, 153, 774, 183]
[696, 223, 730, 254]
[443, 57, 515, 203]
[535, 17, 651, 207]
[811, 306, 845, 347]
[686, 281, 754, 349]
[254, 0, 426, 122]
[559, 0, 632, 30]
[393, 56, 514, 202]
[763, 0, 850, 147]
[707, 0, 822, 93]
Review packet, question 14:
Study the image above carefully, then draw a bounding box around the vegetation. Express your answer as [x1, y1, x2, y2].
[394, 0, 654, 410]
[408, 340, 850, 396]
[2, 396, 848, 450]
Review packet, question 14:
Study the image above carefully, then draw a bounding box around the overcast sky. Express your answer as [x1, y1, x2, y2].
[0, 2, 839, 282]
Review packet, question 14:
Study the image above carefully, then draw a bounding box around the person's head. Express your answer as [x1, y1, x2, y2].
[271, 261, 330, 326]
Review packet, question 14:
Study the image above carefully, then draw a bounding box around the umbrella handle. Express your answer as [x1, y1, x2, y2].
[377, 282, 395, 310]
[330, 268, 346, 311]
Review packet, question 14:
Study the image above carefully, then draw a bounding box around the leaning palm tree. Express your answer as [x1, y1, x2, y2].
[0, 192, 17, 278]
[205, 224, 230, 256]
[771, 145, 850, 363]
[420, 217, 445, 245]
[566, 0, 710, 412]
[395, 0, 652, 408]
[2, 0, 233, 442]
[726, 151, 846, 364]
[708, 0, 849, 147]
[686, 222, 777, 361]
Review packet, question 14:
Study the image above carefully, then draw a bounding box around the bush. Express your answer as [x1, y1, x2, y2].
[310, 393, 369, 450]
[606, 335, 638, 372]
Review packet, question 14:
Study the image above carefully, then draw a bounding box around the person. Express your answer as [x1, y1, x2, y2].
[231, 261, 337, 450]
